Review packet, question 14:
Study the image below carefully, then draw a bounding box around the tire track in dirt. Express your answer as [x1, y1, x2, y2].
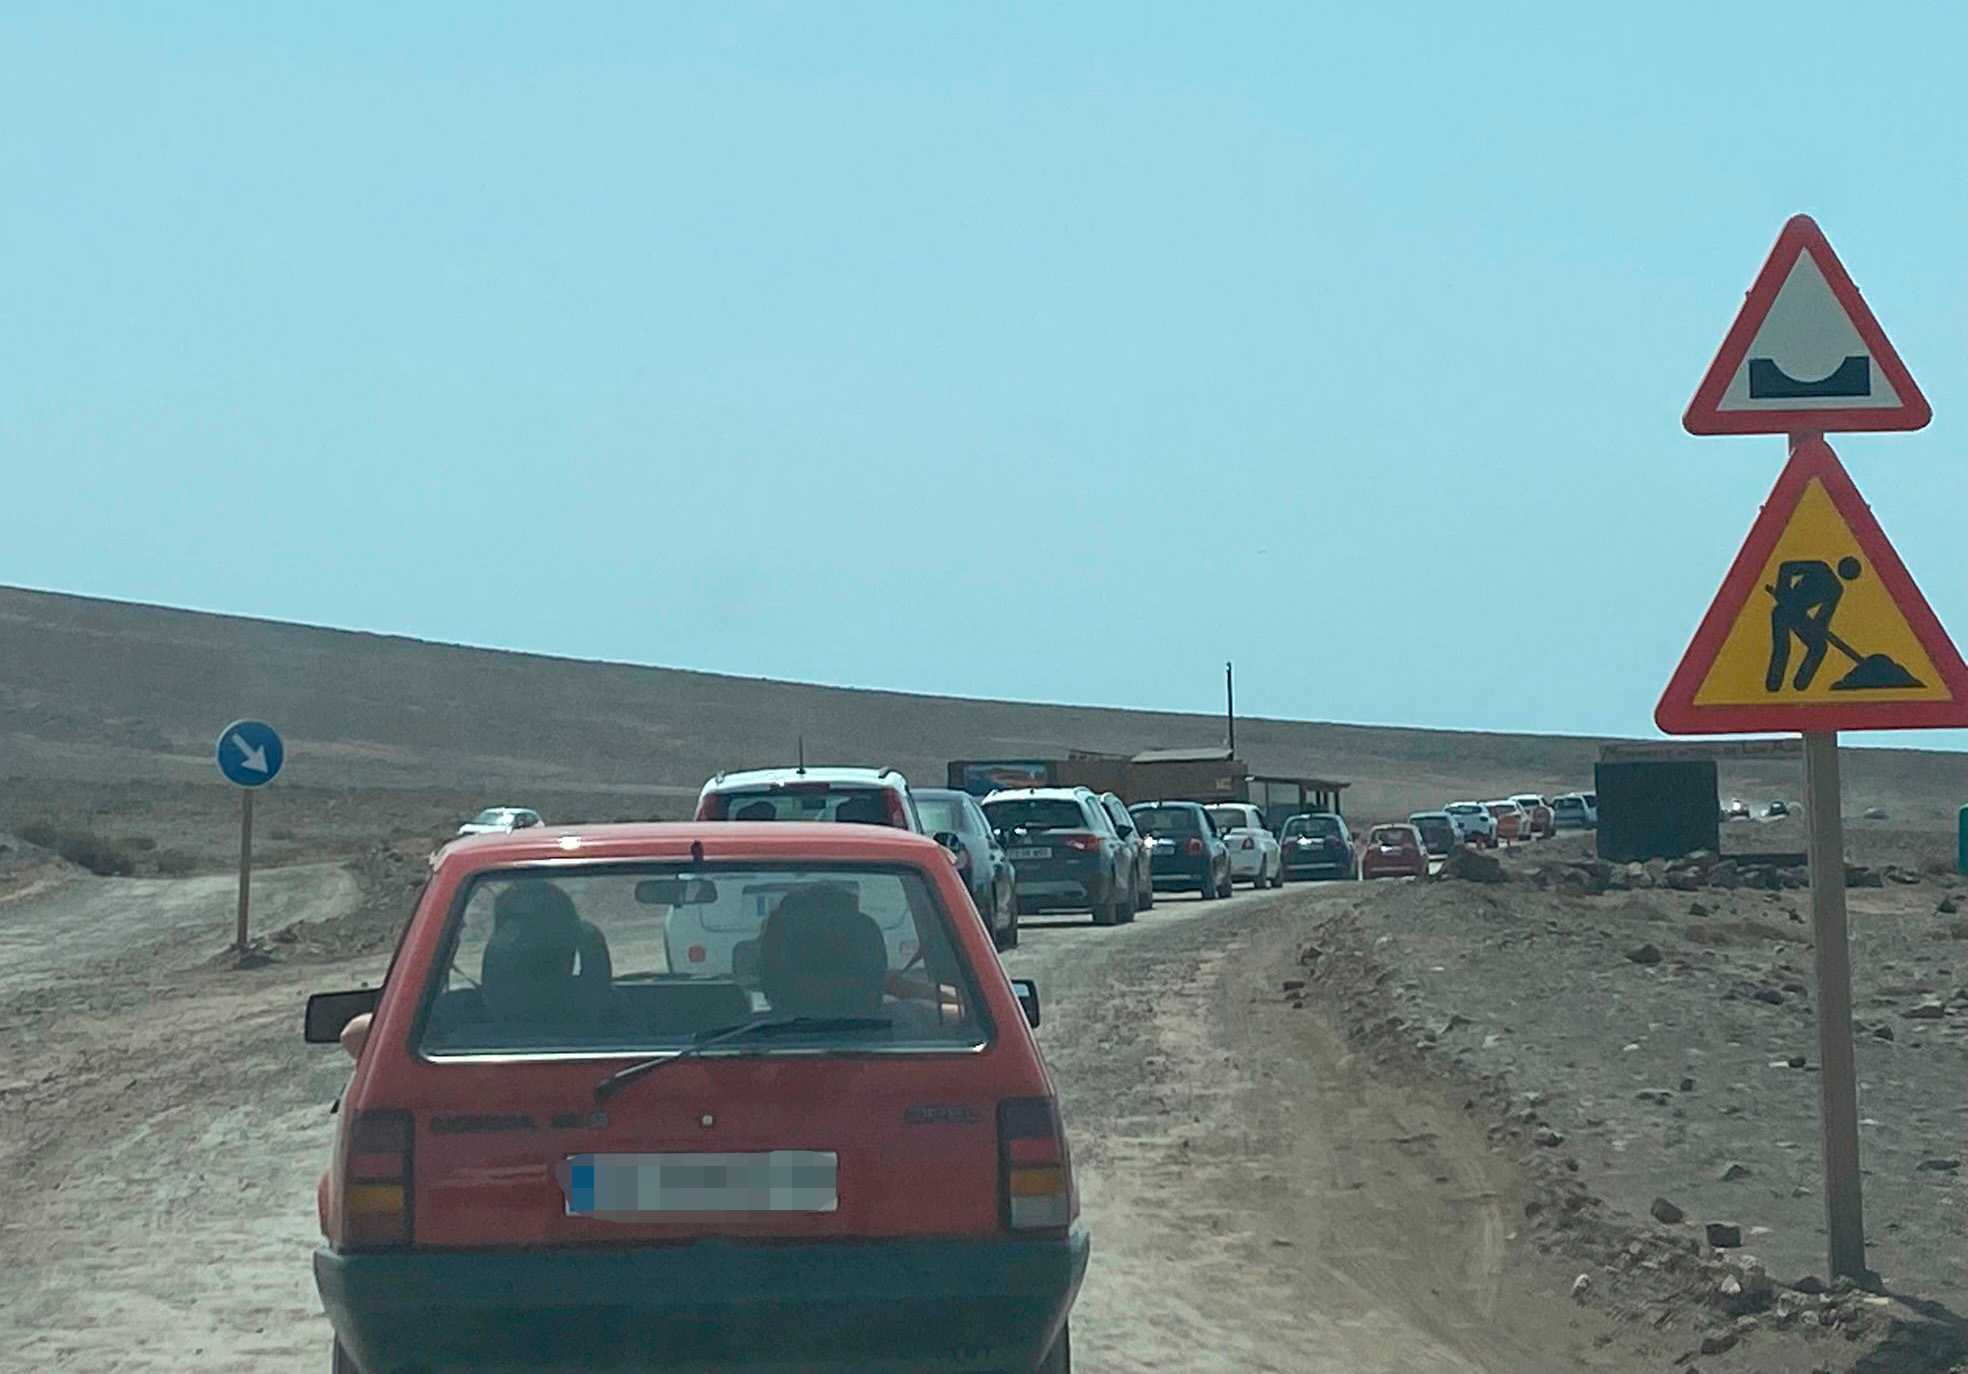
[1005, 887, 1640, 1373]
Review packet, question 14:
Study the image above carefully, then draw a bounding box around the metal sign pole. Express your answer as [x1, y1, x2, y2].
[1803, 729, 1866, 1280]
[235, 788, 255, 961]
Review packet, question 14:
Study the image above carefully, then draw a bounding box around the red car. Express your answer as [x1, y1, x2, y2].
[1360, 823, 1430, 879]
[305, 822, 1085, 1373]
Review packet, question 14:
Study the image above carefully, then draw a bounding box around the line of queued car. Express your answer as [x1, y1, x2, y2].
[685, 766, 1362, 939]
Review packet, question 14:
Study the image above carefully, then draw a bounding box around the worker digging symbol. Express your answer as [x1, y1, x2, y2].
[1764, 556, 1924, 693]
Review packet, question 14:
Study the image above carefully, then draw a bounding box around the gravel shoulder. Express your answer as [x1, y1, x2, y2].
[1010, 892, 1666, 1373]
[1294, 855, 1968, 1371]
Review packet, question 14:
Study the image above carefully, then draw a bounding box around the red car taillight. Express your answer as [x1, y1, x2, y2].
[1058, 832, 1102, 852]
[998, 1097, 1074, 1232]
[1184, 837, 1204, 856]
[340, 1110, 413, 1250]
[696, 794, 727, 821]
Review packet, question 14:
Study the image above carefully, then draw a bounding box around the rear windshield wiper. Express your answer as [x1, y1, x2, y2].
[594, 1016, 893, 1102]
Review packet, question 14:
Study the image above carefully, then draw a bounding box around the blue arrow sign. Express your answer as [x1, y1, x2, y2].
[216, 719, 284, 788]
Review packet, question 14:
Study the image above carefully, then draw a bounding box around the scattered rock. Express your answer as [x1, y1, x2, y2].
[1939, 896, 1960, 915]
[1785, 1055, 1808, 1069]
[1668, 870, 1704, 892]
[1888, 867, 1921, 886]
[1711, 860, 1742, 890]
[1635, 1088, 1673, 1105]
[1651, 1196, 1687, 1224]
[1281, 979, 1306, 993]
[1720, 1162, 1752, 1182]
[1679, 1076, 1697, 1092]
[1706, 1222, 1743, 1248]
[1793, 1275, 1828, 1295]
[1439, 847, 1507, 884]
[1533, 1126, 1565, 1148]
[1571, 1273, 1593, 1299]
[1903, 1001, 1946, 1020]
[1863, 806, 1889, 820]
[1626, 943, 1664, 966]
[1753, 987, 1786, 1006]
[1689, 900, 1711, 917]
[1916, 1157, 1960, 1173]
[1700, 1328, 1739, 1355]
[1871, 1023, 1896, 1042]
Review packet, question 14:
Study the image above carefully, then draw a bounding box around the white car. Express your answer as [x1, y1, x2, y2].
[695, 766, 923, 831]
[1207, 803, 1283, 888]
[1551, 793, 1597, 831]
[455, 806, 544, 837]
[1444, 801, 1498, 848]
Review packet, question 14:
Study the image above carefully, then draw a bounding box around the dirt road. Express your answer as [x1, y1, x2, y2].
[1008, 889, 1638, 1374]
[0, 869, 1676, 1372]
[0, 863, 357, 997]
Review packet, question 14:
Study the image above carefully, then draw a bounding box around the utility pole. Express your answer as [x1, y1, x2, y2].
[1225, 661, 1236, 755]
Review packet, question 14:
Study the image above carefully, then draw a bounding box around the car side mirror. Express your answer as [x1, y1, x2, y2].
[1009, 977, 1041, 1029]
[305, 987, 380, 1045]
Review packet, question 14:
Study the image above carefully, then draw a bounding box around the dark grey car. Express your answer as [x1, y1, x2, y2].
[1130, 800, 1233, 899]
[915, 787, 1020, 950]
[1098, 791, 1155, 914]
[982, 788, 1137, 927]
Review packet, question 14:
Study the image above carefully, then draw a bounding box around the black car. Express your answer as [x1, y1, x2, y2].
[982, 788, 1138, 927]
[1129, 801, 1233, 899]
[915, 787, 1020, 950]
[1280, 812, 1357, 881]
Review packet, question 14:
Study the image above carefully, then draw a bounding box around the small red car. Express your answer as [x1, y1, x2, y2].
[1360, 823, 1429, 880]
[306, 823, 1085, 1373]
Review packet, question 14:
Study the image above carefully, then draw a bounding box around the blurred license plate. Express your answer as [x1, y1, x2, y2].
[1008, 846, 1051, 860]
[563, 1152, 837, 1216]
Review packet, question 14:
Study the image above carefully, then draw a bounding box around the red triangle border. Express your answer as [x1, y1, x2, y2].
[1683, 215, 1930, 436]
[1655, 438, 1968, 734]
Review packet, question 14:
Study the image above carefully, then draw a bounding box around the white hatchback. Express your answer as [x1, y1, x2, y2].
[1207, 802, 1283, 888]
[1444, 801, 1498, 848]
[694, 767, 924, 831]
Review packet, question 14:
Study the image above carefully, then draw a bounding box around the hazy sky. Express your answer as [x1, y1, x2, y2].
[6, 3, 1967, 746]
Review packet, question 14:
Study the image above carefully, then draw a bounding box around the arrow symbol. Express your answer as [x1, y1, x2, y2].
[230, 732, 270, 773]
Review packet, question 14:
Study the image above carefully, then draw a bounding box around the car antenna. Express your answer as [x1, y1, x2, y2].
[796, 737, 806, 775]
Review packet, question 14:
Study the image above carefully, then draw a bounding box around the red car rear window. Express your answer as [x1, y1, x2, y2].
[417, 864, 988, 1058]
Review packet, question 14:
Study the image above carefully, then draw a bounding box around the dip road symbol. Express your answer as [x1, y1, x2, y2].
[1683, 215, 1930, 435]
[1656, 438, 1968, 735]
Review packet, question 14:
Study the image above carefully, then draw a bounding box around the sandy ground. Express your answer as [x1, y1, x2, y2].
[9, 844, 1960, 1372]
[1005, 893, 1642, 1373]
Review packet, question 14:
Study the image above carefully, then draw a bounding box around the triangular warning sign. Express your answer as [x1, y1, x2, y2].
[1657, 439, 1968, 733]
[1684, 215, 1929, 435]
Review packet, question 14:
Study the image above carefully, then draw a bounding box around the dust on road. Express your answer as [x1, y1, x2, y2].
[1009, 890, 1636, 1373]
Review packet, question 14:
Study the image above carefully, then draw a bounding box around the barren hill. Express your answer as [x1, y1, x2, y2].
[2, 584, 1963, 826]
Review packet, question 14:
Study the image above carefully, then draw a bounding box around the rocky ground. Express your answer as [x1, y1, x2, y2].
[1294, 829, 1968, 1371]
